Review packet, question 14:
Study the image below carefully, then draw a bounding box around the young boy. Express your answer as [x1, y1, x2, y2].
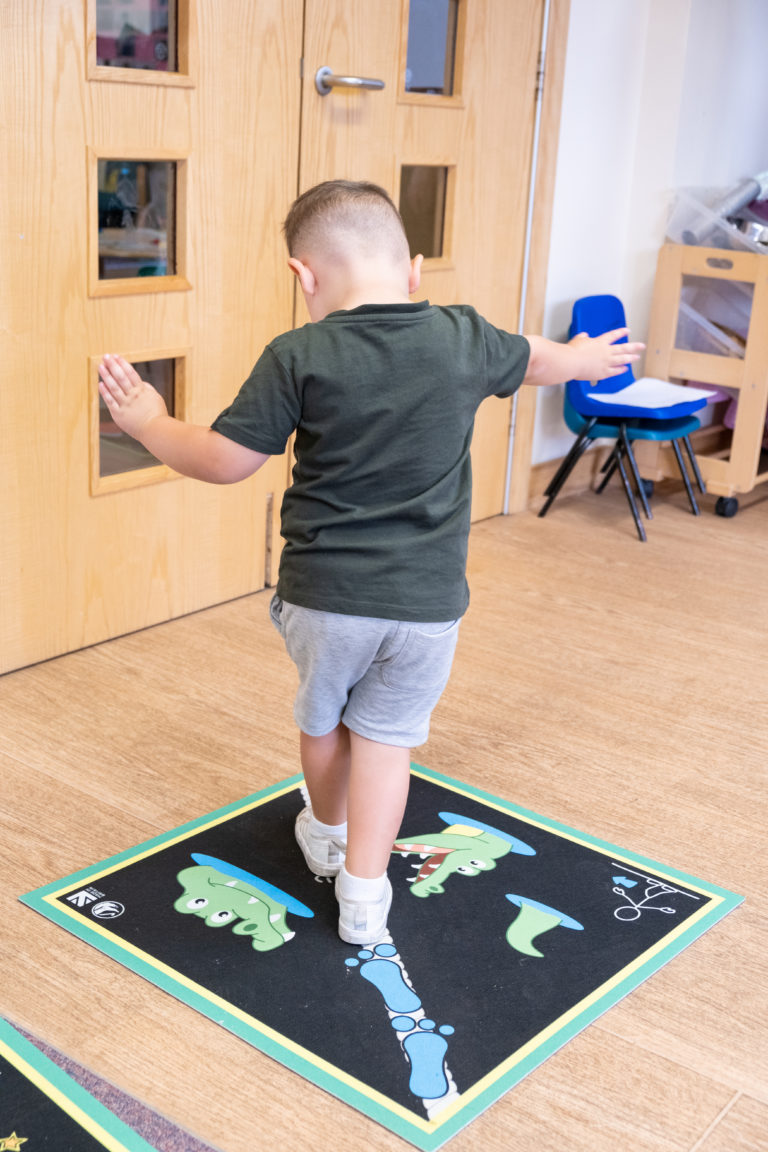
[98, 180, 642, 946]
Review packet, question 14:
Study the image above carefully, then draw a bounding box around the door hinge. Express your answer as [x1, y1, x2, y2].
[535, 50, 546, 99]
[300, 56, 304, 79]
[265, 492, 275, 588]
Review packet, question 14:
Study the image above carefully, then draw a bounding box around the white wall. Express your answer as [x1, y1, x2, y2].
[675, 1, 768, 187]
[533, 0, 768, 465]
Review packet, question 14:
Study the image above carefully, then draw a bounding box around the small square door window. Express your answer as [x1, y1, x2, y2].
[405, 0, 459, 96]
[97, 160, 176, 280]
[98, 358, 176, 478]
[96, 0, 177, 72]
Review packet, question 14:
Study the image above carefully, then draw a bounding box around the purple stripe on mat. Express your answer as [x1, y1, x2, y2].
[17, 1025, 219, 1152]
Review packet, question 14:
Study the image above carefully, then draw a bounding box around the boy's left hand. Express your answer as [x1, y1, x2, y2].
[98, 354, 168, 441]
[570, 328, 645, 381]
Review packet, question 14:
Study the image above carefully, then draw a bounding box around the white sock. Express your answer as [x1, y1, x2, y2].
[337, 865, 388, 901]
[310, 814, 347, 840]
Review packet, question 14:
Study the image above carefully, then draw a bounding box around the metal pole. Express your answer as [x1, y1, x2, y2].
[503, 0, 552, 515]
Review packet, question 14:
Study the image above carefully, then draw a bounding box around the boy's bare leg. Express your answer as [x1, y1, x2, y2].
[299, 724, 351, 826]
[346, 732, 411, 879]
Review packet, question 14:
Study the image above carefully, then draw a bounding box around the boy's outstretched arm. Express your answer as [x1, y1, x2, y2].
[98, 354, 269, 484]
[522, 328, 645, 388]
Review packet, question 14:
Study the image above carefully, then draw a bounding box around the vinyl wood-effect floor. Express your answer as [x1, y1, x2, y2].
[1, 479, 767, 1152]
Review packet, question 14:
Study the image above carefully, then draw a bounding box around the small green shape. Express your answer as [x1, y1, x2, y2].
[505, 894, 584, 957]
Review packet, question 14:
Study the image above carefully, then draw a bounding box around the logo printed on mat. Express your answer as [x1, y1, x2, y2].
[66, 887, 104, 907]
[91, 900, 125, 919]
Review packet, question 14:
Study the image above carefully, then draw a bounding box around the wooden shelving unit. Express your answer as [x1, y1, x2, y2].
[638, 242, 768, 513]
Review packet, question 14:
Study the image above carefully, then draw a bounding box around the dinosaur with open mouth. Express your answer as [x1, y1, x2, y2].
[393, 811, 536, 897]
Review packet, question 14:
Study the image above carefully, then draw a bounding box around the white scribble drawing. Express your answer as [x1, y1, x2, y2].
[610, 863, 701, 922]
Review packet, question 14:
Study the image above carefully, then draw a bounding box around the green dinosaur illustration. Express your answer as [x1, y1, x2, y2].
[393, 812, 535, 898]
[174, 856, 312, 952]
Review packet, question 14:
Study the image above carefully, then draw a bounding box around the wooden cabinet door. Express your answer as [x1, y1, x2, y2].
[299, 0, 545, 521]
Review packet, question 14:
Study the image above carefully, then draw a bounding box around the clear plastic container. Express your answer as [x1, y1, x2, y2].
[667, 187, 768, 255]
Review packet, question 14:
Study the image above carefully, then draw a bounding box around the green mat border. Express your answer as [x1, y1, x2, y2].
[20, 765, 743, 1151]
[0, 1016, 160, 1152]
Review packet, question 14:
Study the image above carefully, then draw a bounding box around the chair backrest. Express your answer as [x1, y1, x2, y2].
[566, 294, 635, 410]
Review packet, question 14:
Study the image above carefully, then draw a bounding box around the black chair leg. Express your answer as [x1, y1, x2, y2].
[615, 445, 647, 541]
[671, 437, 700, 515]
[596, 447, 619, 493]
[539, 422, 596, 517]
[682, 435, 706, 494]
[542, 431, 588, 500]
[541, 418, 598, 500]
[620, 425, 653, 519]
[597, 434, 652, 519]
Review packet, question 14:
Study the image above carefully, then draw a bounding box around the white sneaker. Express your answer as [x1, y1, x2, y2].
[294, 807, 347, 877]
[335, 873, 393, 945]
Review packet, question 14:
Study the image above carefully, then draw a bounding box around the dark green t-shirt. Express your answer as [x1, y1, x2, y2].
[212, 301, 529, 621]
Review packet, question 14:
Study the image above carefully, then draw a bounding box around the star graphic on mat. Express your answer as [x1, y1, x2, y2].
[0, 1135, 28, 1151]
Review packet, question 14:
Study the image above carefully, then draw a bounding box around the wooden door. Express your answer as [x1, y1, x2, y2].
[299, 0, 545, 520]
[1, 0, 560, 675]
[0, 1, 302, 674]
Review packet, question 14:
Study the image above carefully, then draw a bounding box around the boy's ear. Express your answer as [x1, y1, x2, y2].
[408, 253, 423, 295]
[287, 257, 317, 296]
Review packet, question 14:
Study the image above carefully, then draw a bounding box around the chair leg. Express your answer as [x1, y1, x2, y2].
[541, 431, 588, 500]
[540, 418, 598, 499]
[671, 437, 700, 515]
[620, 425, 653, 519]
[538, 423, 596, 517]
[543, 424, 593, 497]
[682, 435, 706, 494]
[596, 447, 619, 493]
[615, 444, 647, 541]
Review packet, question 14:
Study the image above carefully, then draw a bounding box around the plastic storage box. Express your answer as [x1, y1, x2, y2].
[667, 187, 768, 256]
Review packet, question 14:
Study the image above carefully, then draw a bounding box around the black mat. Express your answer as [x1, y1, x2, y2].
[0, 1017, 163, 1151]
[20, 765, 742, 1149]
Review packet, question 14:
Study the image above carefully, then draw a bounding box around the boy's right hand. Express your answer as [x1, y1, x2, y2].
[569, 328, 645, 382]
[98, 354, 168, 442]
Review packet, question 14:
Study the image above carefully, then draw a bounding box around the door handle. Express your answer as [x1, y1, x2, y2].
[314, 66, 385, 96]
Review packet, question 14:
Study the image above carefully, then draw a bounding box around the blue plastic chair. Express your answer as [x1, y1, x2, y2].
[538, 295, 708, 541]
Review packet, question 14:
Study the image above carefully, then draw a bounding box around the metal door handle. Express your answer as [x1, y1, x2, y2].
[315, 65, 385, 96]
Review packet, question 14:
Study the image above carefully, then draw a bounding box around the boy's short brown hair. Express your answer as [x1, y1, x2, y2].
[283, 179, 409, 262]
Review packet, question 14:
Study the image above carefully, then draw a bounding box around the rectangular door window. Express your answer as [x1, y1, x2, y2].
[97, 159, 175, 279]
[399, 165, 449, 259]
[91, 353, 186, 494]
[96, 0, 177, 72]
[90, 153, 189, 296]
[404, 0, 460, 96]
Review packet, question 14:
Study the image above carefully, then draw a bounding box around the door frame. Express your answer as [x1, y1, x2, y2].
[507, 0, 570, 513]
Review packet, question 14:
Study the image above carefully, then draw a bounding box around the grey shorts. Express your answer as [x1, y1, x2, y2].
[269, 596, 460, 748]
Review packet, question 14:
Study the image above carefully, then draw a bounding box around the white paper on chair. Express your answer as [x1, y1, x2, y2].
[586, 378, 716, 409]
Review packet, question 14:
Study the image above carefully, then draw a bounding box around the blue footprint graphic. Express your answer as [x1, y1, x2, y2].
[390, 1017, 455, 1100]
[346, 946, 455, 1102]
[345, 944, 422, 1014]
